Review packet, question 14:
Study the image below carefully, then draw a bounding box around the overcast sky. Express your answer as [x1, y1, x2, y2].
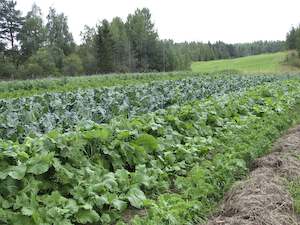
[16, 0, 300, 45]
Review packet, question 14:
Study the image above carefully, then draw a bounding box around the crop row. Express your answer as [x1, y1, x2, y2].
[0, 80, 300, 224]
[0, 74, 298, 142]
[0, 72, 208, 100]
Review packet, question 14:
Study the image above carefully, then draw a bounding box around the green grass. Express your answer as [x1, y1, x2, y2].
[287, 179, 300, 215]
[191, 52, 300, 74]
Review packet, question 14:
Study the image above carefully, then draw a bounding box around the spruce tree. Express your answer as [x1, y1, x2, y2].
[95, 19, 115, 74]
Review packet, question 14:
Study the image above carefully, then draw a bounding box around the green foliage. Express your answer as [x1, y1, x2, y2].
[2, 4, 287, 78]
[286, 24, 300, 58]
[0, 77, 300, 224]
[0, 0, 23, 60]
[62, 54, 83, 76]
[95, 19, 115, 74]
[78, 25, 97, 75]
[0, 56, 17, 79]
[26, 47, 60, 77]
[0, 74, 298, 141]
[46, 7, 75, 56]
[77, 7, 193, 74]
[126, 8, 159, 72]
[286, 25, 300, 50]
[48, 46, 66, 70]
[18, 3, 46, 62]
[23, 63, 43, 77]
[0, 71, 204, 99]
[185, 40, 285, 62]
[110, 17, 130, 73]
[287, 179, 300, 215]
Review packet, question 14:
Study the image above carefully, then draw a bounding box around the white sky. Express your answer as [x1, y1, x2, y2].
[16, 0, 300, 45]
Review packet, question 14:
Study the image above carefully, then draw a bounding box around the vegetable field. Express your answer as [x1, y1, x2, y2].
[1, 72, 300, 224]
[0, 72, 209, 100]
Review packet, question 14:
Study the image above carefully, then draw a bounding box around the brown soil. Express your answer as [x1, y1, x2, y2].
[201, 124, 300, 225]
[114, 206, 148, 224]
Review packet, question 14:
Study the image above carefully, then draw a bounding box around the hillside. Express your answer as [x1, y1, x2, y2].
[191, 51, 300, 74]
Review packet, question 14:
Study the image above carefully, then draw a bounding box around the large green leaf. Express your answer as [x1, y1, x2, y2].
[112, 198, 127, 211]
[8, 163, 27, 180]
[75, 209, 100, 224]
[10, 214, 35, 225]
[0, 163, 27, 180]
[48, 206, 69, 218]
[135, 134, 158, 153]
[0, 150, 18, 157]
[26, 152, 55, 175]
[52, 158, 74, 184]
[19, 174, 43, 197]
[21, 207, 36, 216]
[83, 129, 108, 140]
[126, 188, 146, 208]
[100, 213, 111, 223]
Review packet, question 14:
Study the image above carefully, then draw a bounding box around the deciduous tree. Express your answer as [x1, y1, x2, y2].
[27, 47, 59, 76]
[46, 7, 75, 56]
[62, 53, 83, 76]
[126, 8, 158, 72]
[110, 17, 129, 72]
[48, 46, 65, 70]
[79, 25, 97, 75]
[18, 3, 46, 61]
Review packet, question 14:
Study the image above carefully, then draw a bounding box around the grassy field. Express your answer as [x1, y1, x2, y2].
[191, 51, 300, 74]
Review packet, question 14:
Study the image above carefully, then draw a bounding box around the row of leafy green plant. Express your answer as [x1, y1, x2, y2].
[1, 79, 300, 224]
[0, 72, 210, 100]
[0, 74, 298, 142]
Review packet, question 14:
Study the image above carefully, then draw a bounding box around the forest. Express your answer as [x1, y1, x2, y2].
[0, 0, 294, 80]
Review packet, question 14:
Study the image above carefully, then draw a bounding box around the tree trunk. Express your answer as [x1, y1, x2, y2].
[128, 40, 131, 72]
[10, 21, 15, 61]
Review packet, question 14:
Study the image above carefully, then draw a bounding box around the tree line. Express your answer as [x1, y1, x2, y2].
[176, 40, 284, 62]
[0, 1, 286, 79]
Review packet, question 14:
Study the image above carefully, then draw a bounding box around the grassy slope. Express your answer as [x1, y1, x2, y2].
[191, 52, 300, 74]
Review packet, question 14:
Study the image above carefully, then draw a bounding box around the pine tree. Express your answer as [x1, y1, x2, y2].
[0, 0, 23, 60]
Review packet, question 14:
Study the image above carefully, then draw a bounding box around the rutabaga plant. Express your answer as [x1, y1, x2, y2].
[0, 74, 299, 141]
[1, 79, 300, 224]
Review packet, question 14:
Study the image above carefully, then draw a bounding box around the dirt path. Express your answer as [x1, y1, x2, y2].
[202, 124, 300, 225]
